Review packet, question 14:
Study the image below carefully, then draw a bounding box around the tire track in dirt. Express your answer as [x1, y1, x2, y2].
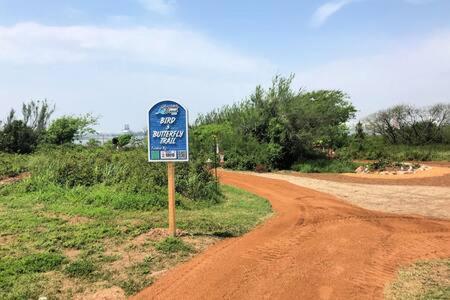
[133, 171, 450, 300]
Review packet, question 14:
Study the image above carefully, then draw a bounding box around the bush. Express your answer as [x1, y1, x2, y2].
[0, 153, 29, 179]
[26, 146, 221, 204]
[0, 120, 37, 154]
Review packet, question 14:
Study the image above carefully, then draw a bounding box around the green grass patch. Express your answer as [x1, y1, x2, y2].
[292, 159, 360, 173]
[385, 259, 450, 300]
[0, 180, 271, 299]
[64, 259, 96, 278]
[155, 237, 193, 254]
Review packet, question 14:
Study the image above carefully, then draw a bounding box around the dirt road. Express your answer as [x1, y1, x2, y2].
[134, 171, 450, 299]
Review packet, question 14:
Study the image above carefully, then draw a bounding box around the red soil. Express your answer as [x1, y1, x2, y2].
[133, 171, 450, 299]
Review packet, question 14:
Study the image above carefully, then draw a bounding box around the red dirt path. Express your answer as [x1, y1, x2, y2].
[133, 171, 450, 300]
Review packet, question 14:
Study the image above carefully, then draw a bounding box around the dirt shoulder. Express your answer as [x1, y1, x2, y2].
[254, 172, 450, 219]
[134, 171, 450, 300]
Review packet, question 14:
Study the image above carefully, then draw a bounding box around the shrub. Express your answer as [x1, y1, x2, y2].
[0, 120, 37, 154]
[26, 147, 221, 204]
[0, 153, 29, 179]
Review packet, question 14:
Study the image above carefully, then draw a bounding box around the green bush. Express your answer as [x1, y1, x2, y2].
[0, 153, 29, 179]
[26, 146, 221, 204]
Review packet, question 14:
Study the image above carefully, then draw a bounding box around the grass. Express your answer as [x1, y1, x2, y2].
[0, 153, 29, 179]
[292, 159, 360, 173]
[0, 182, 271, 299]
[339, 138, 450, 162]
[385, 259, 450, 300]
[155, 237, 193, 254]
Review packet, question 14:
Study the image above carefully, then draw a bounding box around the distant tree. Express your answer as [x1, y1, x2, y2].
[22, 99, 55, 135]
[365, 103, 450, 145]
[0, 120, 37, 153]
[45, 114, 97, 145]
[86, 138, 101, 147]
[355, 121, 365, 141]
[117, 134, 133, 148]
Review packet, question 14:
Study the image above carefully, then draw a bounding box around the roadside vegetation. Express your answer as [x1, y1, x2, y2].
[385, 259, 450, 300]
[0, 100, 271, 298]
[193, 75, 450, 173]
[0, 169, 270, 298]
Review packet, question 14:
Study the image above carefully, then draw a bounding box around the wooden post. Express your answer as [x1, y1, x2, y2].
[167, 162, 176, 236]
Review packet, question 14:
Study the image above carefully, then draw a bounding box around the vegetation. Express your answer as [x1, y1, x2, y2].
[0, 153, 29, 179]
[0, 172, 271, 299]
[44, 114, 97, 145]
[292, 159, 360, 173]
[385, 259, 450, 300]
[194, 75, 356, 170]
[365, 103, 449, 145]
[338, 136, 450, 162]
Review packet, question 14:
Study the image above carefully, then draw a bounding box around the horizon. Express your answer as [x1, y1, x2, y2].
[1, 0, 450, 131]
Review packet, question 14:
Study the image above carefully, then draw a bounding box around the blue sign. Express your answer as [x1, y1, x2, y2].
[148, 100, 189, 162]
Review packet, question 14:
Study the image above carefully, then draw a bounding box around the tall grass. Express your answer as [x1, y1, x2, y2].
[0, 153, 29, 179]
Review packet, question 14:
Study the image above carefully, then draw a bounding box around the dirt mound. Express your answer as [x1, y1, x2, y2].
[133, 171, 450, 299]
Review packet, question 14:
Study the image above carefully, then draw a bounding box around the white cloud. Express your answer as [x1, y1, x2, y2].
[296, 30, 450, 118]
[0, 22, 271, 74]
[138, 0, 176, 15]
[311, 0, 355, 28]
[311, 0, 434, 28]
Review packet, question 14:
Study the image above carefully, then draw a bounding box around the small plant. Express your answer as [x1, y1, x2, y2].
[155, 237, 193, 254]
[64, 259, 96, 278]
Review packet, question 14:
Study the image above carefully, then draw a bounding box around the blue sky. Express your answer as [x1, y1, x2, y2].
[1, 0, 449, 132]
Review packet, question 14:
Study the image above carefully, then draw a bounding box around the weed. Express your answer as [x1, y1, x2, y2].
[155, 237, 193, 254]
[64, 259, 96, 278]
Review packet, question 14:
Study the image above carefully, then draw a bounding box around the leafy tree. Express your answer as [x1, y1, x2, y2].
[195, 75, 356, 169]
[45, 114, 97, 145]
[365, 103, 450, 145]
[117, 134, 133, 148]
[0, 120, 37, 153]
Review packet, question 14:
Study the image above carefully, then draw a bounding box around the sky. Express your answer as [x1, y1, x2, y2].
[0, 0, 449, 132]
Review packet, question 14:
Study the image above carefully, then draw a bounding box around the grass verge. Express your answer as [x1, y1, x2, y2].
[385, 259, 450, 300]
[292, 159, 360, 173]
[0, 183, 271, 299]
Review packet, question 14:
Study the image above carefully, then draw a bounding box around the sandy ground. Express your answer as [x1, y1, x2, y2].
[134, 171, 450, 300]
[253, 172, 450, 219]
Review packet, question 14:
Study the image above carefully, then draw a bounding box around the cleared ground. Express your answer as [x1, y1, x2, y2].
[134, 171, 450, 299]
[254, 171, 450, 219]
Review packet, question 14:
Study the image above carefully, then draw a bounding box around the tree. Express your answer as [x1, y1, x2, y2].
[195, 75, 356, 169]
[45, 114, 97, 145]
[0, 120, 37, 153]
[22, 99, 55, 135]
[117, 134, 133, 148]
[365, 103, 450, 145]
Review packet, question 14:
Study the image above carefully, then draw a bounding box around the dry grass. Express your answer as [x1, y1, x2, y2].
[385, 259, 450, 300]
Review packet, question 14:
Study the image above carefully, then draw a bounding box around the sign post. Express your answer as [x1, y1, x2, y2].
[148, 100, 189, 237]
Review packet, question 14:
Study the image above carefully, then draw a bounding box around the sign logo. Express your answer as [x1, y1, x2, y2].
[148, 100, 189, 162]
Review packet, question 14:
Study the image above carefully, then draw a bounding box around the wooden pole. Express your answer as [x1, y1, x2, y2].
[167, 162, 176, 236]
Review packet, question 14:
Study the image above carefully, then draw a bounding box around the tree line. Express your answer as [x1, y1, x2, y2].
[0, 100, 97, 153]
[193, 75, 356, 170]
[364, 103, 450, 145]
